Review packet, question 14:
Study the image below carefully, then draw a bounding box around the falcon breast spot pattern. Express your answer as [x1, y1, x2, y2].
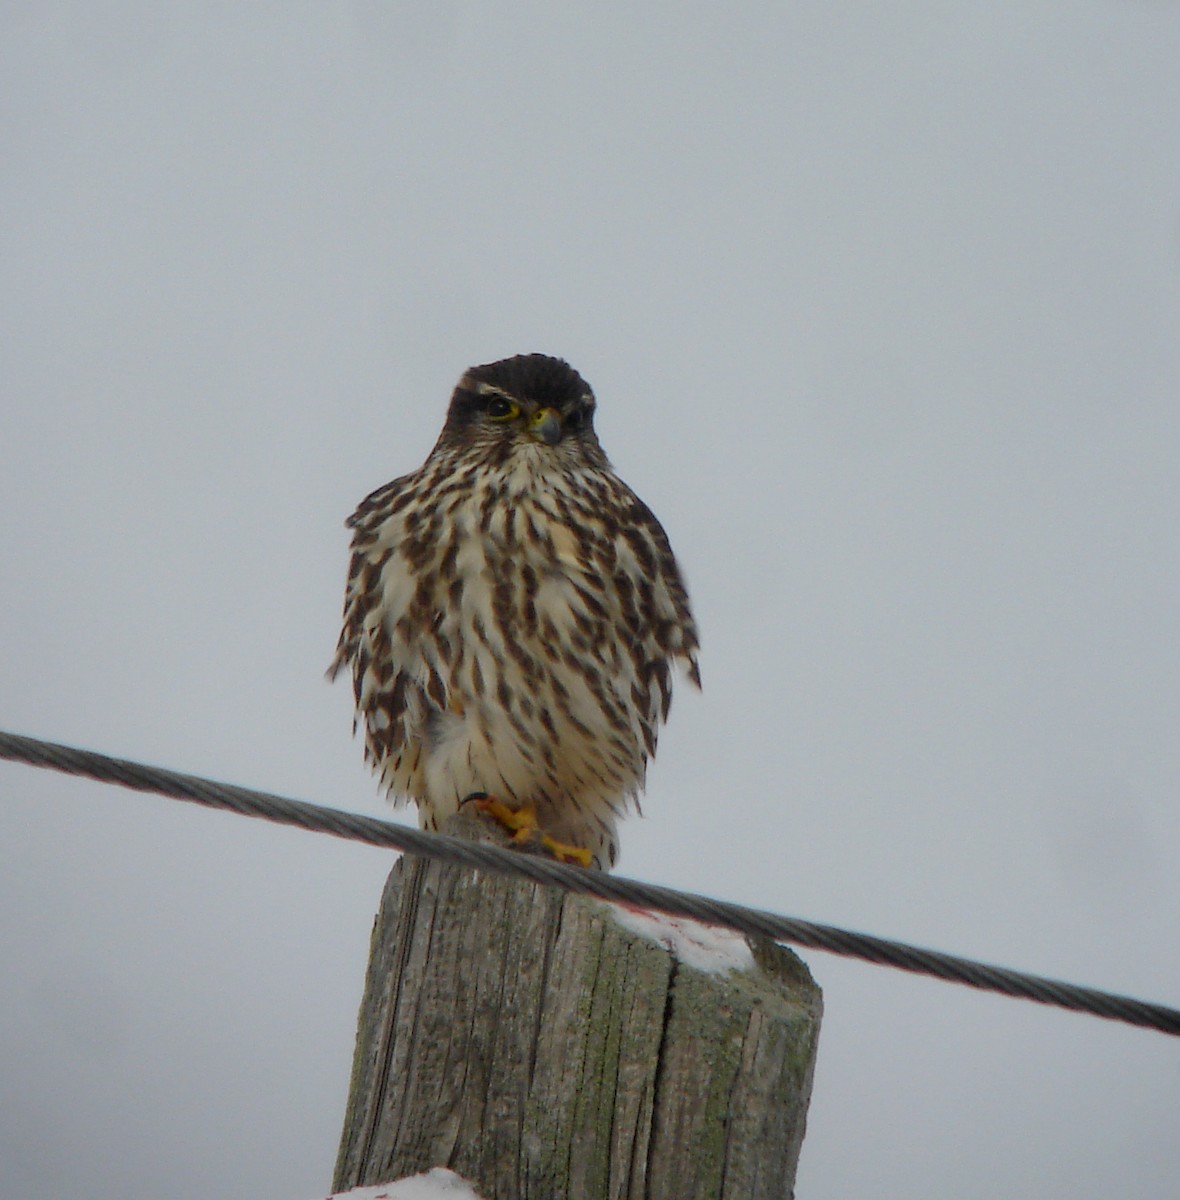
[330, 354, 699, 869]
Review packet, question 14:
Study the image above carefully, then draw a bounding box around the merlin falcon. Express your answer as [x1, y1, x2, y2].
[330, 354, 699, 869]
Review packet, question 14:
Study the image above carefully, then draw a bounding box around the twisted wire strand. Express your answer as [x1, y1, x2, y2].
[2, 728, 1177, 1037]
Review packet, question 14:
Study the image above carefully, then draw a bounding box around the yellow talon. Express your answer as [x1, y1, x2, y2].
[469, 796, 535, 834]
[540, 835, 593, 869]
[466, 796, 593, 867]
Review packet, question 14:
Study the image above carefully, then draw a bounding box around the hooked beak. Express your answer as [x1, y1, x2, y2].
[528, 407, 562, 446]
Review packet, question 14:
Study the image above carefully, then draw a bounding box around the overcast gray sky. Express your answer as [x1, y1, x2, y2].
[2, 4, 1179, 1198]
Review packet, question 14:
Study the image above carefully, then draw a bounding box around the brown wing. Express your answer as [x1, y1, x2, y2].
[329, 470, 430, 802]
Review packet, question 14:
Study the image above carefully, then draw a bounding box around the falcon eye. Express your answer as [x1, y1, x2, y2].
[485, 396, 520, 421]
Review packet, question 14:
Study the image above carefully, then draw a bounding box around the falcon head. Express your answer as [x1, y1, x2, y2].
[437, 353, 608, 465]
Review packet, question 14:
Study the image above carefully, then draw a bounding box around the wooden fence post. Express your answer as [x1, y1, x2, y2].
[333, 813, 822, 1199]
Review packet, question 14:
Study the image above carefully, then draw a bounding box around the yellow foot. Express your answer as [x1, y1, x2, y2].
[464, 795, 594, 868]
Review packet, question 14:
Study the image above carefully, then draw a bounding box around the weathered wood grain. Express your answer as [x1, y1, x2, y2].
[333, 813, 821, 1199]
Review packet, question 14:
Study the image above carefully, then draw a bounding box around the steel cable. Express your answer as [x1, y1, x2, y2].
[2, 727, 1177, 1037]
